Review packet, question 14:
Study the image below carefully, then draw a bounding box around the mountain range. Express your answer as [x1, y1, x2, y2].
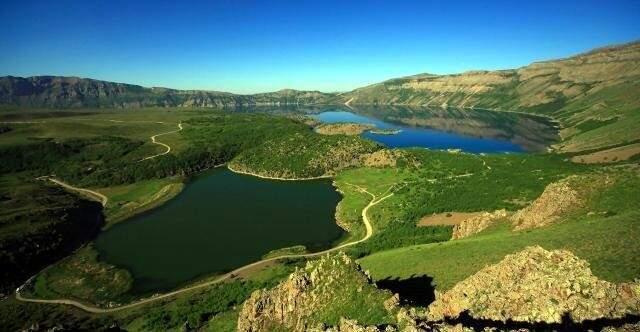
[1, 41, 639, 153]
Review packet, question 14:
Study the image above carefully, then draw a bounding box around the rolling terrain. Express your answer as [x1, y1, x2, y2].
[2, 41, 639, 154]
[0, 76, 338, 108]
[1, 41, 639, 332]
[343, 42, 640, 153]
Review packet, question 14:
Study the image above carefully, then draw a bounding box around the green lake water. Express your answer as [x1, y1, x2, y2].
[94, 168, 344, 293]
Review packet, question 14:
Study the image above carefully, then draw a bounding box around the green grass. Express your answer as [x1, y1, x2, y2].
[331, 150, 588, 257]
[0, 174, 103, 293]
[575, 117, 619, 132]
[299, 255, 396, 327]
[99, 177, 184, 226]
[205, 309, 240, 332]
[262, 245, 308, 259]
[34, 246, 133, 304]
[119, 261, 301, 331]
[30, 246, 133, 305]
[359, 169, 640, 291]
[231, 130, 381, 178]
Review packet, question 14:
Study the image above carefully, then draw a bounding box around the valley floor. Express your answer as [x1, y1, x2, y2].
[1, 108, 638, 331]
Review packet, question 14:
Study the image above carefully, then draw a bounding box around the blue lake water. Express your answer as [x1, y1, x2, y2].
[312, 109, 556, 153]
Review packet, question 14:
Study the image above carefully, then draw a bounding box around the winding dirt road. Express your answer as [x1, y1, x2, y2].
[139, 123, 183, 161]
[16, 182, 395, 313]
[43, 177, 109, 207]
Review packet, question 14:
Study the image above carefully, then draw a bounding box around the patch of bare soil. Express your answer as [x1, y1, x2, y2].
[572, 143, 640, 164]
[418, 212, 482, 227]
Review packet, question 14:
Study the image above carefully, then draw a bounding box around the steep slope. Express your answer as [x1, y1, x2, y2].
[237, 253, 396, 331]
[0, 76, 338, 108]
[344, 42, 640, 152]
[2, 42, 638, 152]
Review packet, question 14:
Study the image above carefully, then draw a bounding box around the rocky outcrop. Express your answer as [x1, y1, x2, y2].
[237, 253, 394, 332]
[451, 209, 508, 239]
[315, 123, 375, 136]
[511, 176, 584, 230]
[427, 246, 640, 324]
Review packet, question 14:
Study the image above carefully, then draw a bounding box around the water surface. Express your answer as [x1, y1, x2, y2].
[95, 168, 343, 293]
[311, 106, 557, 153]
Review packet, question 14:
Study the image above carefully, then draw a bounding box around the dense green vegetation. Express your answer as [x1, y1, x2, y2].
[1, 111, 381, 187]
[1, 262, 300, 331]
[350, 223, 452, 258]
[1, 104, 638, 331]
[333, 150, 589, 258]
[30, 246, 133, 305]
[231, 131, 380, 178]
[0, 175, 103, 294]
[360, 167, 640, 290]
[121, 262, 299, 331]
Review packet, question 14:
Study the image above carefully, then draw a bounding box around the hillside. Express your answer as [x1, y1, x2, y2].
[2, 42, 638, 153]
[344, 42, 640, 152]
[0, 76, 338, 108]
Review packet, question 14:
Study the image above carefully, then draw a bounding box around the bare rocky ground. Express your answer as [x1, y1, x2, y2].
[511, 176, 586, 230]
[237, 253, 395, 332]
[315, 123, 375, 136]
[237, 248, 640, 332]
[427, 246, 640, 324]
[451, 210, 508, 240]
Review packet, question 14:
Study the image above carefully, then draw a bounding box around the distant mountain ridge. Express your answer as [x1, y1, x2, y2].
[342, 41, 640, 152]
[1, 41, 639, 152]
[0, 76, 338, 108]
[344, 41, 640, 111]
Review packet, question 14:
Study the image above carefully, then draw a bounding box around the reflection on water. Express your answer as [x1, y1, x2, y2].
[235, 105, 558, 152]
[311, 106, 558, 152]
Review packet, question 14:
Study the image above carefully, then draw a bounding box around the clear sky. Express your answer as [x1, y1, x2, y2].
[1, 0, 639, 94]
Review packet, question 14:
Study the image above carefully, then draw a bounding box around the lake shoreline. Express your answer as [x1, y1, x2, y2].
[94, 166, 344, 293]
[227, 163, 333, 181]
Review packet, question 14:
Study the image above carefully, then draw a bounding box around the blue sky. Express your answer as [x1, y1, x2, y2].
[1, 1, 639, 94]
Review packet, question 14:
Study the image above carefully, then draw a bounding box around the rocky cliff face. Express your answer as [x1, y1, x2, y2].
[0, 76, 338, 108]
[237, 247, 640, 331]
[237, 252, 396, 332]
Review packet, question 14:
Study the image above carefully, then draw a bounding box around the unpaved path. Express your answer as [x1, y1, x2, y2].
[16, 182, 395, 313]
[139, 123, 183, 161]
[42, 177, 108, 207]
